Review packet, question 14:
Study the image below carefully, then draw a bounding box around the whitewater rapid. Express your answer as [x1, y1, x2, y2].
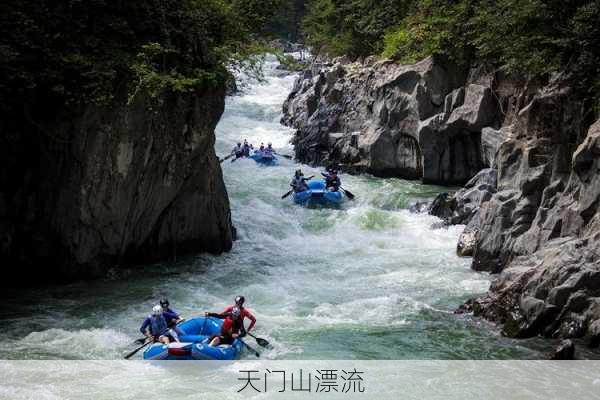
[0, 56, 548, 361]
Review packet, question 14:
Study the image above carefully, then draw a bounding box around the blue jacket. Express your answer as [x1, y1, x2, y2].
[140, 314, 168, 336]
[162, 309, 180, 326]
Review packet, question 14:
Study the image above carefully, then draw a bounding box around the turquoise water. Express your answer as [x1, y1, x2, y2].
[0, 56, 551, 360]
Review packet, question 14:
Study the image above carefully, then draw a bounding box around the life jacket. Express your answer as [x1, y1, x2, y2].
[292, 176, 307, 191]
[326, 174, 340, 189]
[221, 317, 234, 337]
[150, 314, 168, 336]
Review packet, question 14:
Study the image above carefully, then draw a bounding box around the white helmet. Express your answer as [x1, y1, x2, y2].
[152, 305, 162, 316]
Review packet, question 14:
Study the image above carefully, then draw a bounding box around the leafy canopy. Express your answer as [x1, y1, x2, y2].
[302, 0, 600, 99]
[0, 0, 282, 111]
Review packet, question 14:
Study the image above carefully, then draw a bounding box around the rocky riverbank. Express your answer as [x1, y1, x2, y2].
[283, 56, 600, 352]
[282, 56, 528, 184]
[0, 87, 234, 284]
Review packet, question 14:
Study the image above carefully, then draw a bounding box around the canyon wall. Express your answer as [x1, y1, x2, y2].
[0, 87, 233, 283]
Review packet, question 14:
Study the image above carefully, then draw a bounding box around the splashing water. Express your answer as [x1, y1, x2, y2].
[0, 55, 551, 360]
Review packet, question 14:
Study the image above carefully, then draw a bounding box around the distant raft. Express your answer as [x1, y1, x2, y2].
[143, 317, 243, 360]
[293, 180, 343, 207]
[250, 150, 278, 165]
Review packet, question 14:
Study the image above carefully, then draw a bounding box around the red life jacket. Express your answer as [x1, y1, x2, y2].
[221, 317, 238, 336]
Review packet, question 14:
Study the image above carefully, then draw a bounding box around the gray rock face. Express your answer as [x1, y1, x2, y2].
[282, 57, 539, 186]
[471, 86, 590, 273]
[0, 87, 233, 283]
[283, 56, 500, 183]
[429, 168, 497, 226]
[427, 168, 497, 257]
[469, 116, 600, 342]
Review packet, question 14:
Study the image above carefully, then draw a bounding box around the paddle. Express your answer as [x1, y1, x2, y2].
[340, 187, 355, 200]
[220, 154, 234, 163]
[125, 339, 152, 359]
[241, 340, 260, 358]
[248, 332, 273, 349]
[274, 151, 293, 159]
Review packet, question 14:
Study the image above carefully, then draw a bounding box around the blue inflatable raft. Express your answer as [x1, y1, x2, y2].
[142, 317, 244, 360]
[293, 180, 343, 207]
[250, 150, 278, 165]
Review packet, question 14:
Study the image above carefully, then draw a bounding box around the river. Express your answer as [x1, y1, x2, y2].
[0, 56, 549, 361]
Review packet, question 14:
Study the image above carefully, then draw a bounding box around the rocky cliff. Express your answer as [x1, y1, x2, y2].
[282, 56, 528, 184]
[465, 94, 600, 347]
[0, 86, 233, 284]
[283, 56, 600, 350]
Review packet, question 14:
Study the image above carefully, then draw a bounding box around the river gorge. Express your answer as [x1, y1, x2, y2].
[1, 56, 573, 361]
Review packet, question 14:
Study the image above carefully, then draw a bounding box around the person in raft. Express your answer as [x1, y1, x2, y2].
[290, 169, 313, 193]
[231, 142, 243, 158]
[264, 143, 274, 156]
[322, 168, 341, 192]
[242, 139, 252, 157]
[140, 305, 180, 344]
[205, 296, 257, 346]
[160, 298, 185, 335]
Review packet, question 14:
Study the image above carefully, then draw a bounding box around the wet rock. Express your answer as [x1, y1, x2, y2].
[587, 320, 600, 348]
[428, 192, 454, 221]
[550, 339, 575, 360]
[454, 298, 475, 314]
[457, 230, 477, 257]
[409, 201, 430, 214]
[429, 168, 497, 226]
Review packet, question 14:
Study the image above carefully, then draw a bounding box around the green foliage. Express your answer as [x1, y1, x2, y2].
[0, 0, 281, 116]
[304, 0, 600, 99]
[267, 0, 307, 42]
[469, 0, 600, 96]
[382, 0, 474, 64]
[303, 0, 412, 58]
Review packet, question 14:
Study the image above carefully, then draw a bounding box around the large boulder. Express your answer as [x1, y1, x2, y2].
[429, 168, 497, 226]
[428, 168, 498, 257]
[0, 86, 234, 283]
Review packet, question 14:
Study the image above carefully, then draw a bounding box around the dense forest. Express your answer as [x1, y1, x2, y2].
[5, 0, 598, 112]
[0, 0, 284, 117]
[302, 0, 600, 101]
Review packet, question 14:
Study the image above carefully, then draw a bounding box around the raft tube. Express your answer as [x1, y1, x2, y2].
[250, 150, 278, 165]
[293, 180, 343, 207]
[142, 317, 243, 360]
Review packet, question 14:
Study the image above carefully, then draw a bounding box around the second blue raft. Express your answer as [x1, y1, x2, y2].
[293, 180, 343, 207]
[142, 317, 244, 360]
[250, 151, 278, 166]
